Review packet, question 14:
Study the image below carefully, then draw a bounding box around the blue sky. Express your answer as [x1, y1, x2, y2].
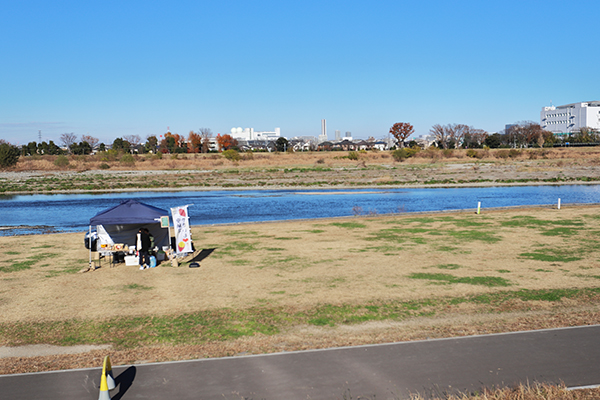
[1, 0, 599, 146]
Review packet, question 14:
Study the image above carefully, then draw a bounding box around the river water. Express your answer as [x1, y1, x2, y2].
[1, 185, 599, 236]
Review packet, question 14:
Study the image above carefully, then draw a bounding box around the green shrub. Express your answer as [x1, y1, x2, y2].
[405, 147, 419, 157]
[222, 149, 241, 161]
[99, 163, 110, 169]
[348, 151, 359, 160]
[154, 152, 163, 159]
[104, 149, 118, 162]
[0, 142, 20, 168]
[392, 149, 408, 161]
[466, 149, 484, 159]
[54, 155, 70, 167]
[392, 148, 418, 162]
[120, 154, 135, 165]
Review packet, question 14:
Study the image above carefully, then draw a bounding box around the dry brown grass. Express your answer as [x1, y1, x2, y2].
[4, 147, 600, 194]
[3, 205, 600, 324]
[2, 205, 600, 379]
[7, 147, 600, 174]
[427, 383, 600, 400]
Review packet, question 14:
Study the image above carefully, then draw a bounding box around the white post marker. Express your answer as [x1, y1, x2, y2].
[558, 198, 561, 210]
[477, 201, 481, 215]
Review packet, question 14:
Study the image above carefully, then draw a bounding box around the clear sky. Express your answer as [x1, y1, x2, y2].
[1, 0, 599, 146]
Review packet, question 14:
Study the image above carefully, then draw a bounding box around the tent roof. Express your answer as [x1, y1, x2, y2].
[90, 199, 168, 225]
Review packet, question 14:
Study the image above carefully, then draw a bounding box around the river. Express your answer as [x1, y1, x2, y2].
[1, 184, 599, 236]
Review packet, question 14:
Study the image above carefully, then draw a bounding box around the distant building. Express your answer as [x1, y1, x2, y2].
[230, 127, 281, 141]
[318, 119, 328, 143]
[541, 101, 600, 135]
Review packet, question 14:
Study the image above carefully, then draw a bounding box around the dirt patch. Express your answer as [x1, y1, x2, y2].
[0, 344, 111, 359]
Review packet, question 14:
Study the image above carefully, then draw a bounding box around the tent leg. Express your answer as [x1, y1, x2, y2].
[89, 225, 93, 270]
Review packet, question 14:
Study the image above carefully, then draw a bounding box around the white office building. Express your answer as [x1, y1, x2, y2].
[230, 127, 281, 141]
[318, 119, 328, 143]
[541, 101, 600, 135]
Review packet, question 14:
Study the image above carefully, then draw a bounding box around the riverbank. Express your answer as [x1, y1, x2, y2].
[2, 205, 600, 375]
[2, 148, 600, 194]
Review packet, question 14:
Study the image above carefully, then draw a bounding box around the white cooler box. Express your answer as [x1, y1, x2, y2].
[124, 255, 139, 266]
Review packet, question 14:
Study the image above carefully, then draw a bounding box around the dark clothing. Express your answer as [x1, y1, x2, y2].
[140, 231, 151, 252]
[138, 230, 152, 267]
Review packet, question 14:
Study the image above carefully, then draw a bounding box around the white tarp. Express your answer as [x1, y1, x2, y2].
[96, 225, 115, 253]
[171, 205, 193, 253]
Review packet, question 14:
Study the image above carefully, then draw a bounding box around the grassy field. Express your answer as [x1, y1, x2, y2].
[2, 205, 600, 380]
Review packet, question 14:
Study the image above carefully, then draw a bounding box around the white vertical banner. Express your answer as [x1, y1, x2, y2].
[170, 205, 193, 253]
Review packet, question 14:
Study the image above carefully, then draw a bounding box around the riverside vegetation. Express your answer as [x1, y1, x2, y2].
[2, 147, 600, 193]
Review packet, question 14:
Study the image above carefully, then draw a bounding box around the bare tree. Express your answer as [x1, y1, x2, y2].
[199, 127, 213, 153]
[463, 128, 488, 148]
[451, 124, 470, 148]
[60, 133, 77, 152]
[123, 135, 142, 150]
[389, 122, 414, 148]
[430, 124, 448, 149]
[81, 135, 99, 150]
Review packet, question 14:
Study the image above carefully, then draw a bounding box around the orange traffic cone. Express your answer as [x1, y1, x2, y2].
[98, 356, 116, 400]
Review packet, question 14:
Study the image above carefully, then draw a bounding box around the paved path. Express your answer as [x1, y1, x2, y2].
[2, 325, 600, 399]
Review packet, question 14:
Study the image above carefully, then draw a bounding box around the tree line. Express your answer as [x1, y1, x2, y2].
[390, 121, 600, 149]
[2, 121, 600, 169]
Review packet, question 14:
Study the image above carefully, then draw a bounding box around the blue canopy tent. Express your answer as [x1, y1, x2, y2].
[88, 200, 170, 266]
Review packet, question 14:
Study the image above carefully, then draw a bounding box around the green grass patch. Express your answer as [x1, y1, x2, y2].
[218, 241, 258, 256]
[447, 229, 501, 243]
[222, 230, 261, 237]
[436, 245, 458, 252]
[435, 264, 462, 270]
[329, 222, 367, 229]
[540, 227, 580, 236]
[2, 287, 600, 348]
[230, 259, 251, 265]
[500, 216, 584, 229]
[0, 253, 57, 273]
[519, 249, 582, 263]
[124, 283, 154, 291]
[409, 272, 511, 287]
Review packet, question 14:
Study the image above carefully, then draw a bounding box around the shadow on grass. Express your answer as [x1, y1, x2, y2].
[188, 248, 216, 263]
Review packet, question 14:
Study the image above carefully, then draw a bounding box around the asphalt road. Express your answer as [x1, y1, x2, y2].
[2, 325, 600, 400]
